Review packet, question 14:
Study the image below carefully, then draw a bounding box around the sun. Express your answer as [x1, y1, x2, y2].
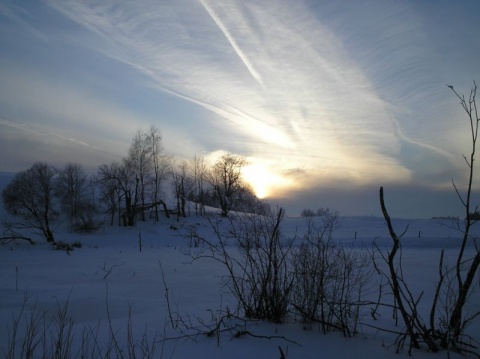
[242, 164, 287, 199]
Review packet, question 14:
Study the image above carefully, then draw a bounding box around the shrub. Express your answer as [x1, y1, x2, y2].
[191, 207, 294, 323]
[291, 215, 372, 336]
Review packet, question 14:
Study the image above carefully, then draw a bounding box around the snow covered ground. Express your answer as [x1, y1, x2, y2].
[1, 173, 479, 358]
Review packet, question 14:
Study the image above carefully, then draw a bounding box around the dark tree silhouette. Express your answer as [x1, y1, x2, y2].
[208, 153, 247, 217]
[2, 162, 58, 243]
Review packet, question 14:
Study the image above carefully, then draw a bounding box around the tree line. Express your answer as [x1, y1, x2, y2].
[2, 125, 264, 244]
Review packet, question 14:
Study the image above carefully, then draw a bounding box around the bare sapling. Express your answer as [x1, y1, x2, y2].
[446, 82, 480, 345]
[376, 81, 480, 355]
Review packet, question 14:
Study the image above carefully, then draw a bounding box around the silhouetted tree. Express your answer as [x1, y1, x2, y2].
[189, 155, 208, 215]
[2, 162, 58, 243]
[208, 153, 247, 217]
[96, 162, 121, 226]
[127, 130, 153, 222]
[447, 81, 480, 344]
[117, 159, 138, 227]
[55, 162, 98, 231]
[148, 125, 170, 220]
[171, 160, 193, 220]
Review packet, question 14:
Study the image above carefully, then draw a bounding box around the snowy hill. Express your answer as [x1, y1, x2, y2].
[0, 172, 478, 358]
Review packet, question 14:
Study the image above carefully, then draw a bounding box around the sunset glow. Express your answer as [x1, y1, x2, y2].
[242, 165, 274, 199]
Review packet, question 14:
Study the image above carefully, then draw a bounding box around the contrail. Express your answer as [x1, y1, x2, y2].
[200, 0, 264, 87]
[0, 115, 117, 156]
[157, 85, 294, 148]
[389, 115, 455, 161]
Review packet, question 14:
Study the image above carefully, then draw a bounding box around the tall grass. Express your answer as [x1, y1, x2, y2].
[1, 292, 163, 359]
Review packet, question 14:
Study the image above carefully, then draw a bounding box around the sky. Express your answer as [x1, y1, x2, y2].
[0, 0, 479, 218]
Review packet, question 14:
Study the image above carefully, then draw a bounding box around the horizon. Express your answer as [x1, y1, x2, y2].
[0, 170, 469, 220]
[1, 1, 479, 218]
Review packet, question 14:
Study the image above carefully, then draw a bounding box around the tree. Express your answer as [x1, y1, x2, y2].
[126, 126, 170, 222]
[94, 126, 170, 226]
[231, 182, 266, 214]
[2, 162, 58, 243]
[56, 163, 87, 222]
[189, 155, 208, 215]
[127, 130, 153, 222]
[96, 162, 121, 226]
[55, 163, 97, 231]
[171, 160, 192, 220]
[117, 159, 138, 227]
[208, 153, 247, 217]
[148, 125, 170, 221]
[447, 81, 480, 342]
[96, 160, 138, 227]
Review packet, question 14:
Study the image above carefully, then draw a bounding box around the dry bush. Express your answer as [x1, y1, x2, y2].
[292, 214, 373, 336]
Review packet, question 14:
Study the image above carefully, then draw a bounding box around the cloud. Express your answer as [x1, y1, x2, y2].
[43, 1, 415, 187]
[0, 63, 134, 148]
[0, 118, 119, 172]
[2, 0, 477, 214]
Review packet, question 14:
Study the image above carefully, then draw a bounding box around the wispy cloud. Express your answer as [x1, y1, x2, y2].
[0, 115, 108, 155]
[44, 1, 409, 183]
[0, 62, 135, 149]
[3, 0, 475, 199]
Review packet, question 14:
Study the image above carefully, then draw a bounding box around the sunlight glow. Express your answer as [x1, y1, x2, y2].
[242, 163, 292, 199]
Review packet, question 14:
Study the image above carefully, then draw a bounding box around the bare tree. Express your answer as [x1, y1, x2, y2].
[96, 162, 122, 226]
[55, 163, 86, 222]
[55, 163, 98, 232]
[233, 183, 267, 215]
[2, 162, 58, 243]
[149, 125, 170, 220]
[96, 160, 138, 227]
[208, 153, 247, 217]
[127, 130, 153, 222]
[189, 155, 208, 216]
[117, 159, 138, 227]
[447, 81, 480, 342]
[171, 160, 193, 220]
[95, 126, 170, 225]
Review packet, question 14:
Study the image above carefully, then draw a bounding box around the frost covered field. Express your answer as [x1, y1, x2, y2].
[1, 173, 479, 358]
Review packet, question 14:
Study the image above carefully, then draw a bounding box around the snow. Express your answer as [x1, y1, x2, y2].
[0, 173, 478, 358]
